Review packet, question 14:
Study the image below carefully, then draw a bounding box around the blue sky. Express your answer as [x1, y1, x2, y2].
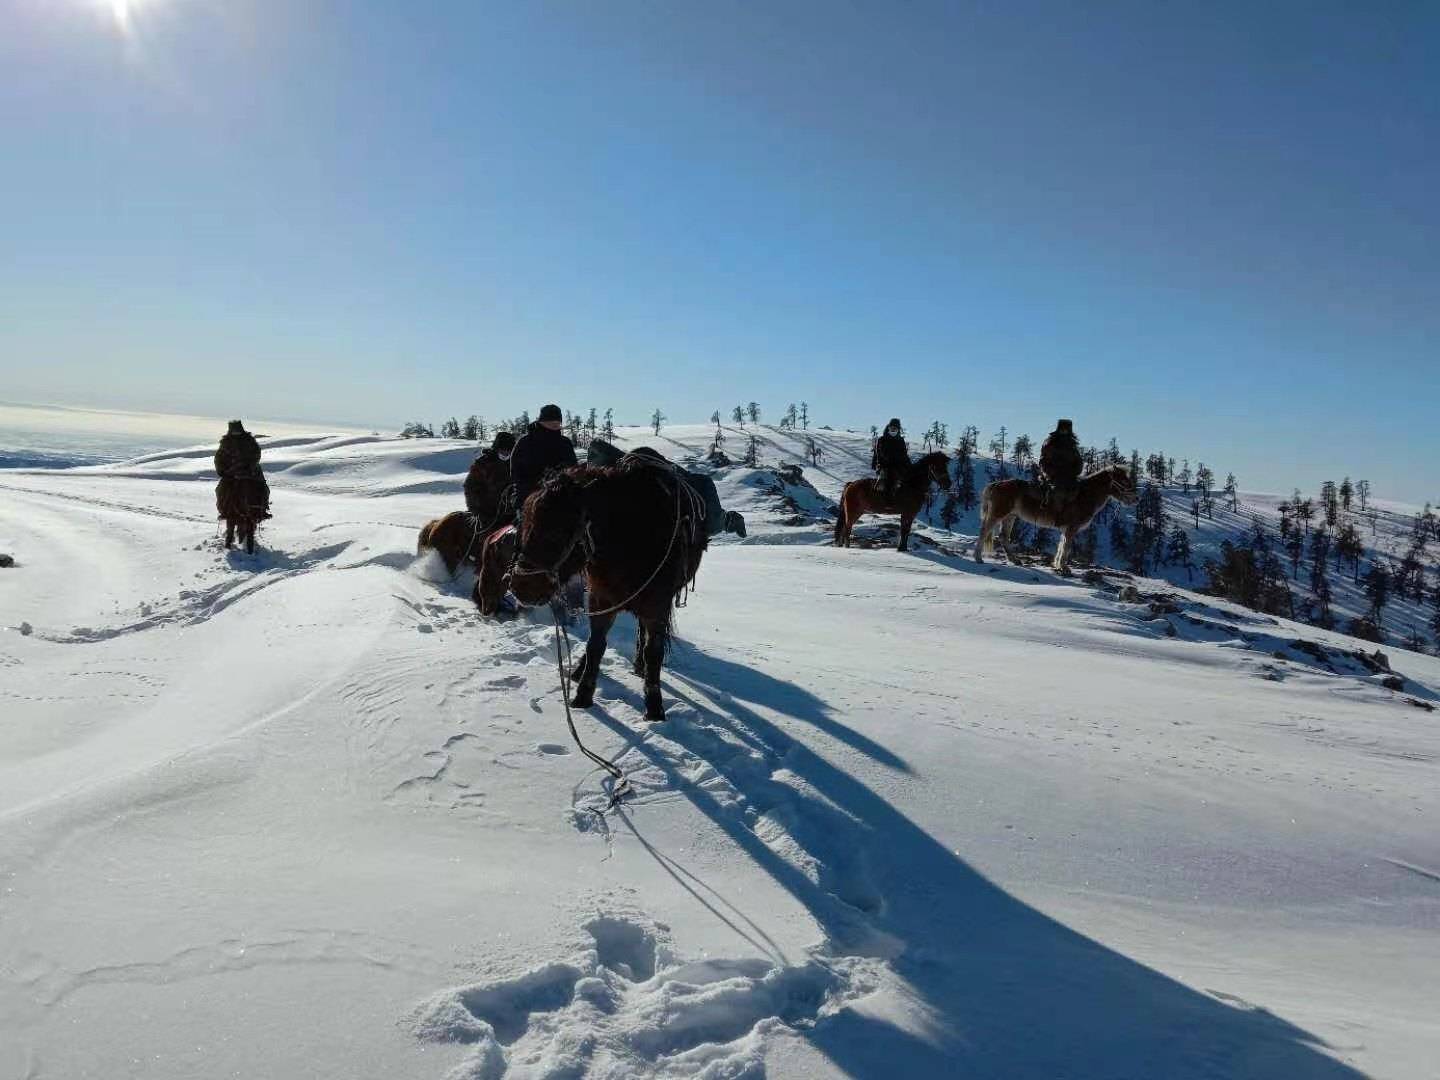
[3, 1, 1437, 499]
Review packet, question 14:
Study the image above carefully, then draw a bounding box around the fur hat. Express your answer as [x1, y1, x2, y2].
[1055, 418, 1073, 433]
[228, 420, 245, 433]
[886, 418, 902, 432]
[538, 404, 563, 423]
[492, 430, 517, 452]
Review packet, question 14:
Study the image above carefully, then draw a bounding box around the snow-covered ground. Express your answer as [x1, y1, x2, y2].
[1, 425, 1437, 1079]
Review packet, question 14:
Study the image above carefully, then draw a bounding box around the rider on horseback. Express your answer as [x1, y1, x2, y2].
[214, 420, 270, 520]
[1038, 419, 1084, 505]
[511, 405, 577, 523]
[872, 418, 909, 502]
[464, 430, 516, 521]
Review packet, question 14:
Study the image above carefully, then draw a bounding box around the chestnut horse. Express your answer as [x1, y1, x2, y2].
[976, 465, 1138, 574]
[509, 461, 706, 721]
[834, 451, 951, 551]
[416, 510, 485, 575]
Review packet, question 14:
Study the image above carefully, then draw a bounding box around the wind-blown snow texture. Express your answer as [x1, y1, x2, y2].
[1, 425, 1436, 1079]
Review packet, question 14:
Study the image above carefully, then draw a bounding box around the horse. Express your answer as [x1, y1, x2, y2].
[472, 523, 519, 615]
[834, 451, 952, 551]
[416, 510, 486, 576]
[217, 475, 268, 555]
[976, 464, 1138, 574]
[508, 461, 706, 722]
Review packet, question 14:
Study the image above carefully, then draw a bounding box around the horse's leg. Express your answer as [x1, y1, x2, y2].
[997, 514, 1017, 563]
[245, 520, 256, 555]
[639, 615, 668, 721]
[632, 621, 647, 676]
[898, 511, 913, 552]
[975, 507, 990, 563]
[1053, 526, 1076, 575]
[225, 519, 235, 549]
[570, 611, 615, 708]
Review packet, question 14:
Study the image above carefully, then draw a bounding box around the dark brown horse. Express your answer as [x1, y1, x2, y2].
[509, 462, 706, 721]
[217, 476, 268, 555]
[834, 451, 951, 551]
[976, 465, 1138, 574]
[472, 523, 518, 615]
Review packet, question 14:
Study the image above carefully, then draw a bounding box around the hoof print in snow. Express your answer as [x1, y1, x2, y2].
[410, 913, 860, 1079]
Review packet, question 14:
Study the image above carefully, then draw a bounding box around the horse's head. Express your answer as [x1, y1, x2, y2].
[508, 468, 589, 604]
[1108, 465, 1139, 505]
[920, 452, 951, 490]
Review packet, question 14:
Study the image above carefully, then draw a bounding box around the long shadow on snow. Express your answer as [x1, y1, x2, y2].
[591, 665, 1360, 1079]
[582, 620, 909, 775]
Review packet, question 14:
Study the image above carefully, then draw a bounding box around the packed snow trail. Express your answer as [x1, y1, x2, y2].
[1, 430, 1436, 1079]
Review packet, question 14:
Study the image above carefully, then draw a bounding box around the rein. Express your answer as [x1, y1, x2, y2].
[553, 614, 632, 811]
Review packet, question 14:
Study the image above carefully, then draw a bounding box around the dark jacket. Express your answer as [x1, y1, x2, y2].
[510, 423, 577, 508]
[872, 432, 909, 475]
[464, 449, 512, 519]
[1039, 429, 1083, 488]
[214, 431, 262, 478]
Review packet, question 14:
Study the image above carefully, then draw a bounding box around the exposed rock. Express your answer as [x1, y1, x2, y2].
[0, 554, 14, 568]
[1381, 674, 1405, 691]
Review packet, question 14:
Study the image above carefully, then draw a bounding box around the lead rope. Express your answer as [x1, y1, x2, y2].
[554, 614, 632, 811]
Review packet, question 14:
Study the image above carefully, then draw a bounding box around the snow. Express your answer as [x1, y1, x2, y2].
[1, 425, 1437, 1079]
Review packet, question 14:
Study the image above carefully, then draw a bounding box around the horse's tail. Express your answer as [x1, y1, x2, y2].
[417, 519, 436, 555]
[833, 485, 848, 545]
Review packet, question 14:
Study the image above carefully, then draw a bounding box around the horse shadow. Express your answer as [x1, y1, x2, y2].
[578, 620, 910, 774]
[585, 660, 1361, 1079]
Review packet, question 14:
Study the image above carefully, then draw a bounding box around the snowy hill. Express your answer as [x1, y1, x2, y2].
[1, 430, 1438, 1079]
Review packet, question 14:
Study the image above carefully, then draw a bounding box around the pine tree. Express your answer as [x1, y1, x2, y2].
[733, 405, 746, 427]
[1339, 477, 1354, 512]
[746, 402, 761, 425]
[1295, 497, 1315, 536]
[1012, 433, 1034, 476]
[783, 403, 798, 430]
[799, 402, 809, 430]
[441, 417, 461, 439]
[586, 408, 598, 440]
[567, 411, 585, 444]
[1166, 524, 1194, 580]
[1179, 460, 1192, 493]
[743, 434, 759, 467]
[1429, 574, 1440, 651]
[1195, 464, 1214, 501]
[711, 412, 726, 451]
[1357, 479, 1370, 511]
[651, 408, 665, 436]
[1286, 531, 1304, 579]
[462, 415, 481, 441]
[988, 427, 1008, 480]
[954, 426, 978, 511]
[1363, 562, 1391, 623]
[601, 409, 615, 442]
[1320, 481, 1338, 526]
[1224, 473, 1238, 512]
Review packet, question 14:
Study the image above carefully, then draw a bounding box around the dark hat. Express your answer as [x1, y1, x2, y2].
[887, 418, 902, 429]
[538, 404, 563, 423]
[492, 430, 517, 451]
[1055, 418, 1073, 432]
[228, 419, 245, 433]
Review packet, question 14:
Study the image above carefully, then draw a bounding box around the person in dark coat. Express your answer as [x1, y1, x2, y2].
[464, 430, 516, 521]
[510, 404, 578, 519]
[871, 418, 909, 502]
[214, 420, 270, 519]
[1038, 418, 1084, 499]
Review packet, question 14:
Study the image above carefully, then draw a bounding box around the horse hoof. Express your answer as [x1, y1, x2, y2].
[643, 688, 665, 722]
[570, 689, 595, 709]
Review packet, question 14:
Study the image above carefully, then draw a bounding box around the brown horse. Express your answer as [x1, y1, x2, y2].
[217, 475, 268, 555]
[509, 461, 706, 721]
[976, 465, 1138, 574]
[834, 451, 952, 551]
[472, 524, 518, 615]
[417, 510, 485, 575]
